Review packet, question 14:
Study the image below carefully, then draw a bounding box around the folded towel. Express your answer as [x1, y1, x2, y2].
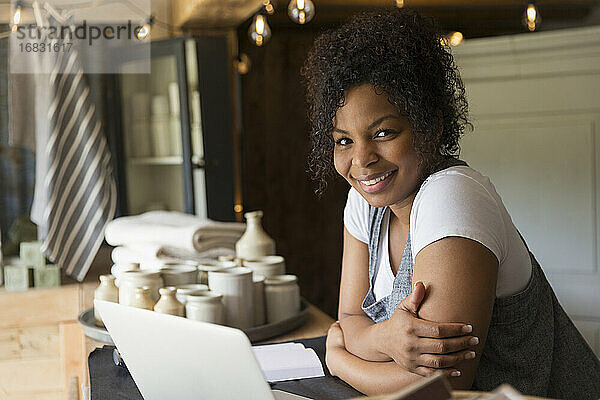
[104, 211, 245, 252]
[111, 245, 236, 269]
[111, 245, 177, 269]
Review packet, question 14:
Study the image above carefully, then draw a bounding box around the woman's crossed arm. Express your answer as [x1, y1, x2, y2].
[332, 229, 498, 394]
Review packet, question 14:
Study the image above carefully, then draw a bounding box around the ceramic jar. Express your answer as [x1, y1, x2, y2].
[94, 274, 119, 326]
[235, 211, 275, 259]
[175, 284, 209, 305]
[253, 274, 266, 326]
[197, 261, 236, 285]
[264, 274, 300, 324]
[217, 255, 236, 263]
[118, 270, 163, 306]
[111, 262, 141, 287]
[243, 256, 286, 278]
[185, 291, 224, 324]
[208, 267, 254, 329]
[159, 264, 198, 286]
[132, 286, 155, 310]
[154, 287, 185, 316]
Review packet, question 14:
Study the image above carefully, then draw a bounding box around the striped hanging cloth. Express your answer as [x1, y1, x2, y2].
[40, 20, 116, 281]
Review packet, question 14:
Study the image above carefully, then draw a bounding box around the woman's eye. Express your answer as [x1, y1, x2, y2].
[335, 137, 352, 146]
[374, 129, 394, 138]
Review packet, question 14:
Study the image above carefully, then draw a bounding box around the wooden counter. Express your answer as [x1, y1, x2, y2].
[0, 247, 110, 400]
[0, 282, 96, 400]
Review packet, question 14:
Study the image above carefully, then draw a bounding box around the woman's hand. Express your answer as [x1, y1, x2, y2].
[380, 282, 479, 377]
[325, 321, 345, 376]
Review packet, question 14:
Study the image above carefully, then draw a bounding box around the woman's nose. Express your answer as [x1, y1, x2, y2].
[351, 142, 378, 168]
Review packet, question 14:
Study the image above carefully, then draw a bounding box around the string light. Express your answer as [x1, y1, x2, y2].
[136, 16, 152, 40]
[440, 31, 464, 47]
[288, 0, 315, 25]
[12, 1, 23, 32]
[234, 53, 251, 75]
[263, 0, 275, 15]
[447, 31, 463, 46]
[248, 14, 271, 47]
[523, 1, 541, 32]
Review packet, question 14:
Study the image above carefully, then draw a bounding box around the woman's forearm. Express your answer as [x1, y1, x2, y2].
[339, 314, 392, 362]
[327, 345, 422, 396]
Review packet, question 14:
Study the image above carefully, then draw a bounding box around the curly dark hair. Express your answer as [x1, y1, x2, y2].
[300, 8, 471, 196]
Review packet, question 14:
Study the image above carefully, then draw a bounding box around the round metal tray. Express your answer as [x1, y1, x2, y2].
[78, 298, 310, 344]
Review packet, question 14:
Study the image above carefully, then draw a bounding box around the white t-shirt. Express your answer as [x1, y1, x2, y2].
[343, 166, 532, 299]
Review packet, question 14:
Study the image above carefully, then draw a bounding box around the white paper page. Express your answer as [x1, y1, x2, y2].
[253, 343, 305, 353]
[252, 344, 325, 382]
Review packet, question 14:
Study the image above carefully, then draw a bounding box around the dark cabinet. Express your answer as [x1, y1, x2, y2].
[105, 35, 237, 221]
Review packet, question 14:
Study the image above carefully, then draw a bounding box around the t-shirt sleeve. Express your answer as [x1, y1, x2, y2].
[343, 187, 370, 244]
[410, 173, 505, 264]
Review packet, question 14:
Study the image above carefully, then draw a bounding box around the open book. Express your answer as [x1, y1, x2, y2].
[252, 342, 325, 382]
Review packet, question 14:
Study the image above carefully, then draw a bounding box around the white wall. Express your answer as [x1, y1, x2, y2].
[452, 26, 600, 356]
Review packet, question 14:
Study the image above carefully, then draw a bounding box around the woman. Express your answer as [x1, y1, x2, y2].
[301, 9, 600, 399]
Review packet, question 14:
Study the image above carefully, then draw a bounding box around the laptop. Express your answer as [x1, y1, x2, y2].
[95, 300, 313, 400]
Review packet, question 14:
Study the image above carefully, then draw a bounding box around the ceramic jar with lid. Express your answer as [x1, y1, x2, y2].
[264, 274, 300, 324]
[253, 274, 266, 326]
[94, 274, 119, 326]
[175, 284, 209, 305]
[208, 267, 254, 329]
[243, 255, 286, 278]
[154, 287, 185, 316]
[217, 255, 236, 263]
[197, 261, 236, 285]
[132, 286, 155, 310]
[111, 262, 140, 287]
[118, 270, 163, 306]
[235, 211, 275, 259]
[159, 264, 198, 286]
[185, 291, 224, 324]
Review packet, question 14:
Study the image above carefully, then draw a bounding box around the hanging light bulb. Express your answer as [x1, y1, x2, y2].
[248, 14, 271, 47]
[12, 1, 22, 32]
[522, 1, 541, 32]
[447, 31, 464, 47]
[234, 53, 251, 75]
[288, 0, 315, 25]
[136, 16, 152, 40]
[395, 0, 405, 8]
[263, 0, 275, 15]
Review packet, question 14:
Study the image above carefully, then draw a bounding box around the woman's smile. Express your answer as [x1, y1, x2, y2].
[354, 170, 396, 193]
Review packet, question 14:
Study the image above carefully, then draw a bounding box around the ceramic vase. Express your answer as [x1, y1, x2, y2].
[175, 284, 209, 305]
[94, 275, 118, 325]
[243, 255, 286, 278]
[253, 274, 266, 326]
[235, 211, 275, 259]
[197, 261, 235, 285]
[154, 287, 185, 316]
[185, 291, 224, 324]
[132, 286, 155, 310]
[118, 270, 163, 306]
[207, 267, 254, 329]
[159, 264, 198, 286]
[264, 274, 300, 324]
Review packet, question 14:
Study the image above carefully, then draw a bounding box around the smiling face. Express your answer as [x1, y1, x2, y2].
[332, 84, 423, 209]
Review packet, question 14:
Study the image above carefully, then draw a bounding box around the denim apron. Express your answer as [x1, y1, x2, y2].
[360, 158, 600, 399]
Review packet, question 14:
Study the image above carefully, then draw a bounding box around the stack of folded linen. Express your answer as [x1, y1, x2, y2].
[105, 211, 245, 269]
